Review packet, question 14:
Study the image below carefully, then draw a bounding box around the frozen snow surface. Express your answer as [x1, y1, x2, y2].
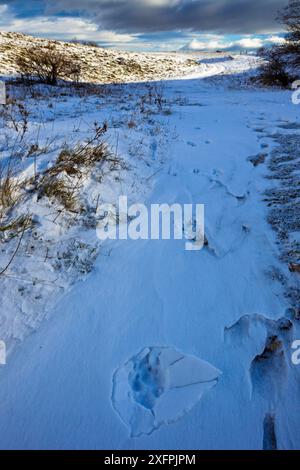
[112, 347, 221, 437]
[0, 47, 300, 450]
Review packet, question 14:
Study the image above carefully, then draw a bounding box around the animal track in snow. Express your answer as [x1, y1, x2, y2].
[225, 314, 293, 403]
[250, 334, 287, 403]
[203, 222, 250, 260]
[208, 168, 249, 202]
[263, 413, 277, 450]
[112, 346, 221, 437]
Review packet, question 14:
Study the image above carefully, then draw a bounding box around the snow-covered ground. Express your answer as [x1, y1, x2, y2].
[0, 53, 299, 450]
[0, 31, 199, 83]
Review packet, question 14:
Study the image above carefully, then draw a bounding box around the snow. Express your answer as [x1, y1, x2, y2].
[112, 347, 221, 437]
[0, 31, 200, 84]
[0, 52, 300, 450]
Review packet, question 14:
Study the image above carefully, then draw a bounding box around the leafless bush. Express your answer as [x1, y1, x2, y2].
[258, 0, 300, 87]
[15, 45, 81, 85]
[1, 98, 29, 141]
[139, 84, 169, 114]
[258, 47, 291, 88]
[279, 0, 300, 47]
[71, 38, 99, 48]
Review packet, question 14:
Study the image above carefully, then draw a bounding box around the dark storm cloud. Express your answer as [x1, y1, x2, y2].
[0, 0, 288, 34]
[46, 0, 288, 34]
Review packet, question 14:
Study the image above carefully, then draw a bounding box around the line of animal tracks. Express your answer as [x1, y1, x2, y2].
[0, 55, 299, 449]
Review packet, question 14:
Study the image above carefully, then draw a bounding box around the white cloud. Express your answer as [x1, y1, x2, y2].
[235, 35, 286, 49]
[0, 16, 136, 45]
[268, 35, 286, 44]
[143, 0, 179, 5]
[0, 4, 8, 15]
[183, 34, 287, 52]
[235, 37, 263, 49]
[182, 37, 234, 51]
[0, 6, 287, 52]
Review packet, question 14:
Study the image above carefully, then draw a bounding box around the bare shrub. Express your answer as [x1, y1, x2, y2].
[15, 45, 81, 85]
[279, 0, 300, 50]
[258, 47, 291, 88]
[258, 0, 300, 87]
[2, 98, 30, 141]
[70, 38, 99, 48]
[139, 84, 169, 114]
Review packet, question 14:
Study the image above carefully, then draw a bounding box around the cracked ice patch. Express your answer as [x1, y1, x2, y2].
[112, 347, 221, 437]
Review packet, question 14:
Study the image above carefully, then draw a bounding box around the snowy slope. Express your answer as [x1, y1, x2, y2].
[0, 54, 299, 450]
[0, 31, 199, 83]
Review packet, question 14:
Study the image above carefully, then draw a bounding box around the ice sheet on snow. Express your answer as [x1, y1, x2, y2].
[112, 347, 221, 437]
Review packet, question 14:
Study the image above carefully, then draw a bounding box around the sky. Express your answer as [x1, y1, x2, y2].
[0, 0, 288, 51]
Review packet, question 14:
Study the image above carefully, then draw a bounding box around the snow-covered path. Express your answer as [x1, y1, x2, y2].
[0, 59, 300, 449]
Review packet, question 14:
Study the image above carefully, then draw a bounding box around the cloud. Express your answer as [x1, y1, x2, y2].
[268, 34, 286, 44]
[235, 37, 264, 49]
[182, 33, 287, 51]
[46, 0, 287, 35]
[0, 13, 136, 46]
[182, 37, 231, 51]
[0, 4, 8, 14]
[0, 0, 288, 51]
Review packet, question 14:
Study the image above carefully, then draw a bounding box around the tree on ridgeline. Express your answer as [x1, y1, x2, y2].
[258, 0, 300, 87]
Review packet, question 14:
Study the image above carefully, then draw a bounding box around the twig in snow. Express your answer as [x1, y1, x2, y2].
[0, 225, 26, 276]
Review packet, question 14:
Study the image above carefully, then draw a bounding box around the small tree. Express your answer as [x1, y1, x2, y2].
[71, 38, 99, 48]
[280, 0, 300, 43]
[278, 0, 300, 69]
[258, 0, 300, 87]
[258, 46, 291, 87]
[16, 45, 81, 85]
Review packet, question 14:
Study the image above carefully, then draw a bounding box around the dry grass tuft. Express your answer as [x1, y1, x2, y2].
[0, 168, 32, 241]
[55, 141, 112, 173]
[38, 176, 79, 212]
[0, 214, 32, 240]
[0, 174, 19, 210]
[35, 124, 121, 212]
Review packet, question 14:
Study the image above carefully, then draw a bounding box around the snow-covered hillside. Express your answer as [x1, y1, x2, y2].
[0, 45, 299, 450]
[0, 31, 199, 83]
